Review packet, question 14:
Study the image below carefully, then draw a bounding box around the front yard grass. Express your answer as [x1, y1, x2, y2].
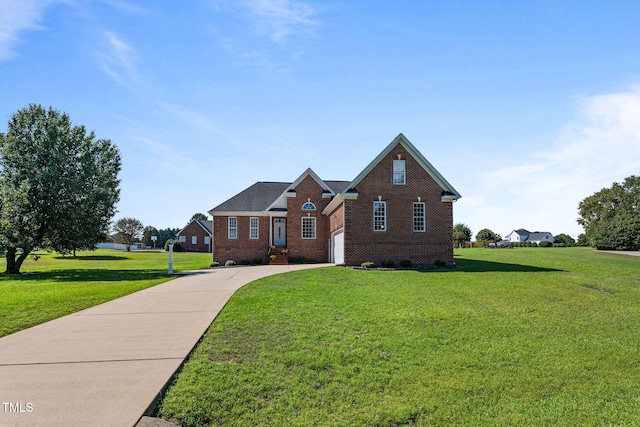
[0, 249, 211, 338]
[157, 247, 640, 426]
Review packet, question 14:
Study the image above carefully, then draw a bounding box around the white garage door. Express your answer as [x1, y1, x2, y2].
[332, 230, 344, 264]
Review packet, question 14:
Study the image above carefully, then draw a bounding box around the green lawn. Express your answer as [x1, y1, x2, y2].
[0, 249, 211, 338]
[157, 247, 640, 426]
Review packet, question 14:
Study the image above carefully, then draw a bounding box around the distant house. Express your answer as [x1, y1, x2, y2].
[209, 133, 461, 266]
[505, 229, 554, 245]
[177, 219, 213, 252]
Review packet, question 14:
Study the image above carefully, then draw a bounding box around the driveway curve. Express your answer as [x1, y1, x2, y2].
[0, 264, 331, 427]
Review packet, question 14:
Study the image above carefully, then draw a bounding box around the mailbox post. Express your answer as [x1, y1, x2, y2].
[168, 243, 174, 275]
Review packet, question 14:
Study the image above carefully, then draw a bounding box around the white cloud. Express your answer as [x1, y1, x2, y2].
[243, 0, 318, 41]
[455, 86, 640, 239]
[0, 0, 56, 60]
[97, 31, 138, 85]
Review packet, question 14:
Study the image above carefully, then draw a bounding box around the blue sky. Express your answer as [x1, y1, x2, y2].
[2, 1, 640, 239]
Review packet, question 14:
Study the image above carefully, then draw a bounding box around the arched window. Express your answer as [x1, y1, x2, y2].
[302, 201, 316, 211]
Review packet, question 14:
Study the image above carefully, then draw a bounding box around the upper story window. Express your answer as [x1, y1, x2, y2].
[302, 201, 316, 211]
[373, 201, 386, 231]
[250, 217, 259, 239]
[228, 217, 237, 239]
[413, 202, 426, 232]
[393, 160, 406, 185]
[192, 236, 198, 244]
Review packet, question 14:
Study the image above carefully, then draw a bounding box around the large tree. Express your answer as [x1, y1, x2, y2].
[476, 228, 500, 242]
[578, 175, 640, 250]
[113, 217, 144, 251]
[453, 223, 472, 248]
[0, 104, 121, 273]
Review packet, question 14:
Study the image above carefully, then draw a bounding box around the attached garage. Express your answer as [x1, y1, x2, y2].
[331, 229, 344, 264]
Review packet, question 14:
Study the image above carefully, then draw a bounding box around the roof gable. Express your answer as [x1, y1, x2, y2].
[342, 133, 461, 200]
[178, 219, 213, 236]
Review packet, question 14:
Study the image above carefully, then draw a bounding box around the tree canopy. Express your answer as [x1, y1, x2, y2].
[476, 228, 500, 242]
[113, 217, 144, 251]
[190, 213, 208, 222]
[578, 175, 640, 250]
[0, 104, 121, 273]
[453, 223, 472, 248]
[553, 233, 576, 247]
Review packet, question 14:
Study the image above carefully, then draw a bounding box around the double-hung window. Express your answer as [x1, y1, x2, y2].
[192, 236, 198, 244]
[373, 201, 386, 231]
[302, 217, 316, 239]
[413, 202, 426, 232]
[393, 160, 406, 185]
[250, 217, 259, 239]
[228, 217, 237, 239]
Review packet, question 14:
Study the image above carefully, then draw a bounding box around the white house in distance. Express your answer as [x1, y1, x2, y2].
[505, 229, 555, 245]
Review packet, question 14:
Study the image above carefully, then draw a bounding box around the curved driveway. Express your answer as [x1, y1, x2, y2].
[0, 264, 330, 427]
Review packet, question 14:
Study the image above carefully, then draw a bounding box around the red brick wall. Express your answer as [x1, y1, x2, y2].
[212, 215, 270, 264]
[178, 222, 212, 253]
[328, 202, 345, 233]
[343, 143, 455, 267]
[286, 175, 332, 263]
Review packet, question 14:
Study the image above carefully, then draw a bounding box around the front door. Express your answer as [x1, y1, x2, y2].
[274, 218, 286, 246]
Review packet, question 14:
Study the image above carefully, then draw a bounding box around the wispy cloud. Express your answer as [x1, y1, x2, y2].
[243, 0, 318, 41]
[97, 31, 138, 86]
[0, 0, 56, 61]
[456, 86, 640, 238]
[99, 0, 147, 15]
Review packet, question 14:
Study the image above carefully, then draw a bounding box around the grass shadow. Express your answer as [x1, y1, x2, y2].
[452, 258, 563, 273]
[53, 255, 130, 261]
[3, 269, 166, 282]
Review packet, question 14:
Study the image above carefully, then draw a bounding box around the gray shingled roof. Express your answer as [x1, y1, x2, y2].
[211, 182, 291, 212]
[210, 180, 351, 213]
[324, 180, 351, 194]
[197, 220, 213, 234]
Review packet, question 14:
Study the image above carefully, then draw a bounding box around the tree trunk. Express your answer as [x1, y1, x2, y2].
[4, 247, 31, 274]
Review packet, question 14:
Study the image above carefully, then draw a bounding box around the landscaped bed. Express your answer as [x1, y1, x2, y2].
[156, 247, 640, 426]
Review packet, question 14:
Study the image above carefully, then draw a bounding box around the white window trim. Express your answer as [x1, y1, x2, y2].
[228, 217, 237, 239]
[204, 236, 210, 244]
[302, 216, 316, 239]
[179, 235, 186, 243]
[191, 236, 197, 244]
[393, 160, 406, 185]
[373, 201, 386, 232]
[413, 202, 426, 232]
[250, 217, 259, 240]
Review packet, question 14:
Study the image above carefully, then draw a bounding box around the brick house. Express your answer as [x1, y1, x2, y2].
[209, 134, 461, 266]
[177, 219, 212, 252]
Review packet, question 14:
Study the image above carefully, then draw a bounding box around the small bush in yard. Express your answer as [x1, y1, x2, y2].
[239, 259, 251, 265]
[435, 259, 447, 267]
[539, 241, 553, 247]
[381, 260, 395, 268]
[361, 261, 375, 269]
[210, 261, 220, 267]
[225, 260, 236, 267]
[252, 258, 263, 265]
[399, 260, 412, 268]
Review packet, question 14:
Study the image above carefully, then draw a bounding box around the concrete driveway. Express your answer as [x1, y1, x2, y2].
[0, 264, 331, 427]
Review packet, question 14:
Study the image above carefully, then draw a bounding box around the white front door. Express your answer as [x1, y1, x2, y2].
[274, 218, 286, 246]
